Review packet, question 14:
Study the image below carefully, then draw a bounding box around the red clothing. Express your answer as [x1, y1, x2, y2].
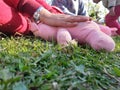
[0, 0, 61, 35]
[105, 5, 120, 35]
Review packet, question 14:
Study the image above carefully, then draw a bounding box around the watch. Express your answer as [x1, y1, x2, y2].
[33, 7, 43, 23]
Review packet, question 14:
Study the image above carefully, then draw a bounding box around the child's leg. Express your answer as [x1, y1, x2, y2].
[86, 29, 115, 51]
[68, 21, 115, 51]
[30, 22, 57, 41]
[105, 5, 120, 35]
[30, 22, 72, 46]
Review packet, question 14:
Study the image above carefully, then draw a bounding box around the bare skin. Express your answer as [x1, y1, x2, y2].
[39, 8, 91, 27]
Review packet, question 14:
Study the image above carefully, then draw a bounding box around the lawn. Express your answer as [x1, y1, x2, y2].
[0, 35, 120, 90]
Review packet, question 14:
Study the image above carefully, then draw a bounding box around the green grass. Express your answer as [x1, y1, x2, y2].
[0, 36, 120, 90]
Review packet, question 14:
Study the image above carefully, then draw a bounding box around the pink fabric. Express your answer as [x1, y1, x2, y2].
[98, 24, 118, 36]
[30, 21, 115, 52]
[105, 5, 120, 35]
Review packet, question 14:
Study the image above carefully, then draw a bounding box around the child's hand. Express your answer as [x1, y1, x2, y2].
[109, 7, 115, 16]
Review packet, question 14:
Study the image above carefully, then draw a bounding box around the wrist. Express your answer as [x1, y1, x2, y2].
[33, 7, 44, 23]
[33, 7, 52, 23]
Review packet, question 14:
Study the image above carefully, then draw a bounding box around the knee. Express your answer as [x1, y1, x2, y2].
[57, 29, 72, 46]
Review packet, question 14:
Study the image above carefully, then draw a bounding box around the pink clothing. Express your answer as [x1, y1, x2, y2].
[0, 0, 62, 35]
[28, 4, 116, 52]
[30, 21, 115, 52]
[105, 5, 120, 35]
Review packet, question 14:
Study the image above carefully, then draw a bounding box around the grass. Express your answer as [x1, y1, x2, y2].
[0, 35, 120, 90]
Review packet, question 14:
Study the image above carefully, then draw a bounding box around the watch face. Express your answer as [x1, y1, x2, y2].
[33, 7, 43, 23]
[33, 11, 40, 22]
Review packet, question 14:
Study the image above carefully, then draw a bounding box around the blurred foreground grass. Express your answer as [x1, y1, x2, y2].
[0, 36, 120, 90]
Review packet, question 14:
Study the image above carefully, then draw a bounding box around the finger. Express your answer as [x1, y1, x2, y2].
[58, 22, 79, 27]
[52, 14, 90, 22]
[51, 14, 91, 23]
[64, 16, 91, 22]
[51, 21, 78, 27]
[44, 18, 78, 27]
